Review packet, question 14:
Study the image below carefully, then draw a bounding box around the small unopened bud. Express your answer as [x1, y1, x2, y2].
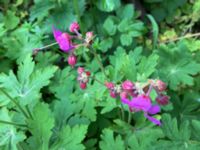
[77, 67, 85, 74]
[85, 31, 94, 44]
[122, 80, 134, 91]
[105, 82, 115, 89]
[69, 22, 80, 33]
[68, 54, 77, 67]
[110, 91, 117, 98]
[120, 91, 128, 99]
[156, 80, 167, 92]
[79, 82, 87, 89]
[156, 94, 169, 105]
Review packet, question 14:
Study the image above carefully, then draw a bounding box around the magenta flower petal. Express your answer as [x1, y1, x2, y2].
[148, 105, 160, 115]
[121, 97, 131, 105]
[57, 33, 74, 52]
[129, 95, 152, 112]
[144, 113, 161, 126]
[52, 26, 62, 41]
[52, 27, 75, 52]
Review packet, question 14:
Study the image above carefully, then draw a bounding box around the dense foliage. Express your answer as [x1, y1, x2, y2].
[0, 0, 200, 149]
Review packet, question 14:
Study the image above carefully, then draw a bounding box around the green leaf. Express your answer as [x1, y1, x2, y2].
[95, 0, 121, 12]
[99, 38, 113, 52]
[30, 0, 55, 22]
[3, 26, 42, 60]
[137, 53, 159, 81]
[162, 114, 191, 141]
[50, 125, 88, 150]
[103, 17, 117, 36]
[147, 14, 159, 49]
[118, 19, 129, 32]
[0, 54, 57, 106]
[158, 43, 200, 90]
[53, 98, 76, 130]
[27, 103, 54, 150]
[191, 120, 200, 140]
[3, 10, 20, 30]
[0, 108, 26, 150]
[117, 4, 134, 19]
[120, 33, 132, 46]
[49, 67, 75, 100]
[99, 129, 125, 150]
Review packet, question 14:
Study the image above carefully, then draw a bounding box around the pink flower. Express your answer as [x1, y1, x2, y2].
[69, 22, 80, 33]
[121, 95, 161, 125]
[122, 80, 134, 91]
[53, 27, 75, 52]
[68, 54, 77, 67]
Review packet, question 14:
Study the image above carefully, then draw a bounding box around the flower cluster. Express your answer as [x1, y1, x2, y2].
[77, 67, 91, 89]
[53, 22, 94, 68]
[50, 22, 170, 126]
[105, 79, 169, 126]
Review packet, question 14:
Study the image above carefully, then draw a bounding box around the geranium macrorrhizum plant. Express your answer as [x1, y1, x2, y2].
[35, 22, 170, 126]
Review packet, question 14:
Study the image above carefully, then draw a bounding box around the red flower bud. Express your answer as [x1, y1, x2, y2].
[69, 22, 80, 33]
[68, 54, 77, 67]
[156, 94, 169, 105]
[86, 71, 91, 76]
[110, 91, 117, 98]
[80, 82, 87, 89]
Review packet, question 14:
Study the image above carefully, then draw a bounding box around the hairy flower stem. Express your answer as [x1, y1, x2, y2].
[0, 120, 27, 128]
[89, 48, 108, 79]
[120, 103, 125, 121]
[33, 42, 58, 52]
[128, 111, 132, 124]
[146, 84, 153, 96]
[0, 88, 29, 119]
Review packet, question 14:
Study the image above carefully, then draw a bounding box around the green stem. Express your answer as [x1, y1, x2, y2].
[120, 103, 125, 121]
[128, 111, 132, 124]
[89, 48, 108, 79]
[91, 76, 104, 85]
[0, 88, 29, 119]
[73, 0, 84, 32]
[0, 120, 27, 128]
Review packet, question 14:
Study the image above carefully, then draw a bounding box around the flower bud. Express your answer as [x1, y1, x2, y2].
[68, 54, 77, 67]
[156, 80, 167, 92]
[122, 80, 134, 91]
[85, 31, 94, 44]
[69, 22, 80, 33]
[156, 94, 169, 105]
[79, 82, 87, 89]
[120, 91, 128, 99]
[110, 91, 117, 98]
[77, 67, 85, 74]
[105, 82, 115, 89]
[85, 71, 91, 77]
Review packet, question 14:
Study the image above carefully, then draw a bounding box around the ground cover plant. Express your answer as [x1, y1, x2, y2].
[0, 0, 200, 149]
